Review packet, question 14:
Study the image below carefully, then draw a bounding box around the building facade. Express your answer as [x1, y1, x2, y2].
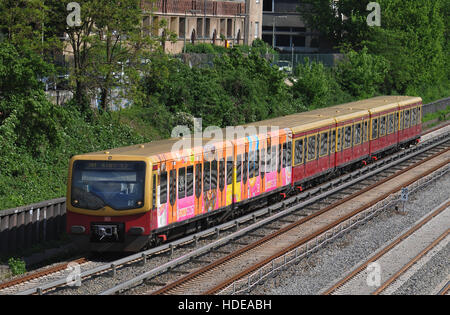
[262, 0, 320, 52]
[142, 0, 263, 53]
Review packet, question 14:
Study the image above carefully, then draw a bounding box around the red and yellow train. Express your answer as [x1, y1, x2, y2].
[67, 96, 423, 251]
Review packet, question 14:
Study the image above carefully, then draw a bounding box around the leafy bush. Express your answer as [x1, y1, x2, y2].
[334, 47, 389, 99]
[8, 257, 26, 276]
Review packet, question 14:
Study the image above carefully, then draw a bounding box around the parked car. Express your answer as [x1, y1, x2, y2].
[276, 60, 293, 73]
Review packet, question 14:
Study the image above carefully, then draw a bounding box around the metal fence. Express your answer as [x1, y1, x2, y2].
[0, 198, 66, 256]
[275, 53, 345, 69]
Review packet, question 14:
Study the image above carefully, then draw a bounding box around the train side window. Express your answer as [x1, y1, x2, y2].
[178, 167, 186, 199]
[371, 118, 378, 140]
[287, 141, 292, 167]
[282, 143, 287, 168]
[186, 166, 194, 197]
[277, 144, 282, 173]
[261, 148, 266, 175]
[266, 145, 272, 172]
[399, 111, 404, 130]
[255, 149, 260, 176]
[160, 171, 168, 204]
[412, 107, 418, 126]
[337, 127, 343, 151]
[307, 135, 316, 161]
[236, 154, 242, 183]
[354, 123, 361, 145]
[169, 169, 176, 206]
[195, 164, 202, 198]
[380, 116, 386, 137]
[388, 114, 394, 134]
[271, 145, 276, 172]
[418, 106, 422, 123]
[294, 138, 303, 165]
[344, 125, 352, 149]
[226, 157, 233, 185]
[249, 150, 254, 179]
[219, 159, 225, 190]
[204, 161, 211, 191]
[320, 132, 328, 157]
[394, 113, 399, 132]
[152, 174, 156, 209]
[331, 129, 336, 152]
[211, 159, 218, 190]
[404, 109, 410, 128]
[244, 152, 249, 182]
[363, 121, 369, 142]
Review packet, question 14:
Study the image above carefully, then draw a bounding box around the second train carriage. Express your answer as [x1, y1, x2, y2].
[67, 96, 423, 251]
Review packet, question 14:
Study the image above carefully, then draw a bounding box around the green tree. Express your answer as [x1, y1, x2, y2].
[334, 47, 389, 98]
[48, 0, 171, 112]
[298, 0, 374, 49]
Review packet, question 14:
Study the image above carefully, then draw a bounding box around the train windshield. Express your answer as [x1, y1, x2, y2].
[71, 161, 146, 210]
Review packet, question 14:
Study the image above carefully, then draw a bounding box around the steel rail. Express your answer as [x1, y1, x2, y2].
[0, 257, 88, 291]
[323, 199, 450, 295]
[372, 229, 449, 295]
[437, 281, 450, 295]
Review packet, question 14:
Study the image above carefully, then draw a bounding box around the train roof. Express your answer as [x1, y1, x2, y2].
[77, 137, 233, 159]
[72, 95, 422, 162]
[333, 95, 422, 113]
[244, 111, 335, 133]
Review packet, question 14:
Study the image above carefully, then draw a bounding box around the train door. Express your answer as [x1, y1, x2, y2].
[292, 135, 305, 185]
[156, 167, 169, 229]
[226, 155, 233, 205]
[353, 120, 362, 159]
[242, 139, 249, 201]
[330, 127, 336, 169]
[342, 123, 353, 164]
[281, 132, 292, 187]
[362, 118, 370, 156]
[305, 132, 318, 178]
[194, 161, 202, 216]
[386, 111, 396, 148]
[335, 126, 344, 166]
[176, 163, 195, 222]
[370, 114, 380, 154]
[218, 156, 226, 209]
[379, 114, 387, 150]
[264, 137, 277, 192]
[168, 166, 177, 224]
[318, 129, 330, 173]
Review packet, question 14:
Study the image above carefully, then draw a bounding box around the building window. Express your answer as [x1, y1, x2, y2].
[205, 18, 210, 38]
[179, 18, 185, 38]
[197, 18, 203, 38]
[255, 22, 260, 38]
[263, 0, 272, 12]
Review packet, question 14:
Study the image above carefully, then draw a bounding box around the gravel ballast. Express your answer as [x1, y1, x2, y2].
[250, 170, 450, 295]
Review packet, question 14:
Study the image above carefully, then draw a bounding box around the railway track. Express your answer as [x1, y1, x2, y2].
[323, 199, 450, 295]
[3, 127, 449, 295]
[147, 147, 449, 295]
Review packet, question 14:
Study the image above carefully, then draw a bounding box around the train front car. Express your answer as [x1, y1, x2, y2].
[67, 155, 153, 252]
